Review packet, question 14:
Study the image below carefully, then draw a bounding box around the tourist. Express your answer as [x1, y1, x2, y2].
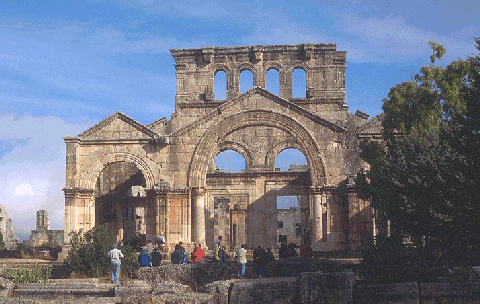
[213, 240, 223, 262]
[151, 246, 163, 266]
[214, 236, 223, 248]
[266, 247, 275, 264]
[156, 232, 166, 249]
[146, 239, 154, 253]
[219, 245, 229, 267]
[284, 243, 298, 258]
[171, 242, 188, 264]
[235, 244, 248, 279]
[138, 246, 151, 267]
[107, 243, 124, 285]
[253, 243, 267, 278]
[278, 241, 288, 259]
[191, 242, 205, 263]
[299, 242, 312, 258]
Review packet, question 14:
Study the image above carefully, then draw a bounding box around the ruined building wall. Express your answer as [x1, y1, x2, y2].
[0, 205, 18, 249]
[63, 43, 380, 252]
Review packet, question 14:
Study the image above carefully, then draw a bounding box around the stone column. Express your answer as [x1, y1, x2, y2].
[192, 187, 206, 247]
[63, 188, 95, 243]
[311, 187, 323, 243]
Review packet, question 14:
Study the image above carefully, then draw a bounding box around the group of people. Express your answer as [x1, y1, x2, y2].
[107, 232, 313, 284]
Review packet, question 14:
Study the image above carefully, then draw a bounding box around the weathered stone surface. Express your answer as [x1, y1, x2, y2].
[120, 293, 219, 304]
[298, 271, 355, 304]
[229, 277, 298, 304]
[115, 280, 152, 298]
[265, 257, 323, 277]
[0, 276, 15, 298]
[151, 281, 192, 295]
[139, 261, 225, 290]
[198, 280, 235, 304]
[420, 282, 480, 303]
[354, 282, 419, 304]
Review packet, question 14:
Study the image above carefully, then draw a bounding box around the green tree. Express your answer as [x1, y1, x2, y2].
[65, 224, 139, 277]
[358, 38, 480, 266]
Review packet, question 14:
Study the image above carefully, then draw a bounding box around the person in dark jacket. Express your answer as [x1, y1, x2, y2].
[278, 241, 288, 259]
[253, 243, 267, 278]
[151, 246, 163, 266]
[266, 247, 275, 264]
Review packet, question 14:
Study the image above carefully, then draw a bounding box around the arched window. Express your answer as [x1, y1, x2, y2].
[292, 68, 306, 98]
[240, 69, 253, 93]
[215, 150, 246, 172]
[214, 70, 227, 100]
[266, 68, 280, 96]
[274, 148, 307, 172]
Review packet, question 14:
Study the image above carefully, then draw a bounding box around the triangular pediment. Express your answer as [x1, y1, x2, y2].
[173, 87, 345, 137]
[78, 111, 157, 141]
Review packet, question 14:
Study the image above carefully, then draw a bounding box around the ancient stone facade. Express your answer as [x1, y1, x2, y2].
[29, 210, 64, 246]
[0, 205, 17, 249]
[63, 43, 382, 252]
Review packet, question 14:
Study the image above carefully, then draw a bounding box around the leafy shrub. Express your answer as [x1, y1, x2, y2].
[360, 234, 430, 283]
[448, 267, 480, 283]
[1, 264, 52, 284]
[65, 224, 139, 278]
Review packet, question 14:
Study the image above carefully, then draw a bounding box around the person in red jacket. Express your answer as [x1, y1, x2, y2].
[191, 242, 205, 263]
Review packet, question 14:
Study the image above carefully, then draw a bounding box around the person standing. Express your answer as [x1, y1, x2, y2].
[146, 240, 154, 253]
[235, 244, 248, 279]
[191, 242, 205, 263]
[214, 236, 223, 248]
[253, 243, 267, 278]
[156, 232, 166, 249]
[213, 240, 223, 262]
[107, 243, 124, 285]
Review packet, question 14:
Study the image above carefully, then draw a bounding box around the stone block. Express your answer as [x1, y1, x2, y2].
[298, 271, 355, 304]
[354, 282, 419, 304]
[0, 276, 14, 298]
[420, 282, 480, 303]
[229, 277, 298, 304]
[151, 281, 192, 295]
[198, 280, 234, 304]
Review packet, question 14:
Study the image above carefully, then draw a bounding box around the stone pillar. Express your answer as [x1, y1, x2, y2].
[280, 69, 293, 99]
[192, 187, 206, 247]
[311, 188, 323, 243]
[63, 188, 95, 244]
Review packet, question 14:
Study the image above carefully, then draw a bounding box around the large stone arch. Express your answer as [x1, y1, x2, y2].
[82, 152, 156, 190]
[217, 140, 253, 171]
[188, 110, 326, 188]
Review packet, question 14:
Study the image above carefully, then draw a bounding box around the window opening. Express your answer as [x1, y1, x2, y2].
[214, 70, 227, 100]
[240, 69, 253, 93]
[292, 68, 306, 98]
[215, 150, 245, 172]
[275, 148, 307, 172]
[266, 68, 280, 96]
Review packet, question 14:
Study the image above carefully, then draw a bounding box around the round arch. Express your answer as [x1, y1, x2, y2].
[188, 110, 327, 188]
[237, 62, 259, 87]
[217, 140, 253, 171]
[82, 152, 156, 190]
[265, 140, 310, 170]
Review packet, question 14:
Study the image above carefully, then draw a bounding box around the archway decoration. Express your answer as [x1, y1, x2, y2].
[188, 110, 327, 188]
[82, 152, 156, 190]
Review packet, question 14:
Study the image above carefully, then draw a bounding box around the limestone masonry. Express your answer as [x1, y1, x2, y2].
[63, 43, 383, 252]
[0, 205, 17, 249]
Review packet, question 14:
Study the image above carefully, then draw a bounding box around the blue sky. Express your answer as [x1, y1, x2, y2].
[1, 0, 478, 241]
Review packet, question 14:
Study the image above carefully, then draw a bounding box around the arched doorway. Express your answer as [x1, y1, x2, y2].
[95, 161, 147, 245]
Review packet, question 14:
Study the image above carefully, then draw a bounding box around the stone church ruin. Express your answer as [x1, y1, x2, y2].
[63, 43, 382, 253]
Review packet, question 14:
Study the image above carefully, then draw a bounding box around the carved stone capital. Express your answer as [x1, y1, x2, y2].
[63, 187, 96, 198]
[191, 187, 206, 197]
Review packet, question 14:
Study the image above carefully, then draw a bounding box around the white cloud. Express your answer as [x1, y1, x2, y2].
[0, 115, 89, 233]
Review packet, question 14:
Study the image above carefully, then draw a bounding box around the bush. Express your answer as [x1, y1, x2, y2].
[65, 224, 139, 278]
[1, 264, 52, 285]
[360, 235, 430, 283]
